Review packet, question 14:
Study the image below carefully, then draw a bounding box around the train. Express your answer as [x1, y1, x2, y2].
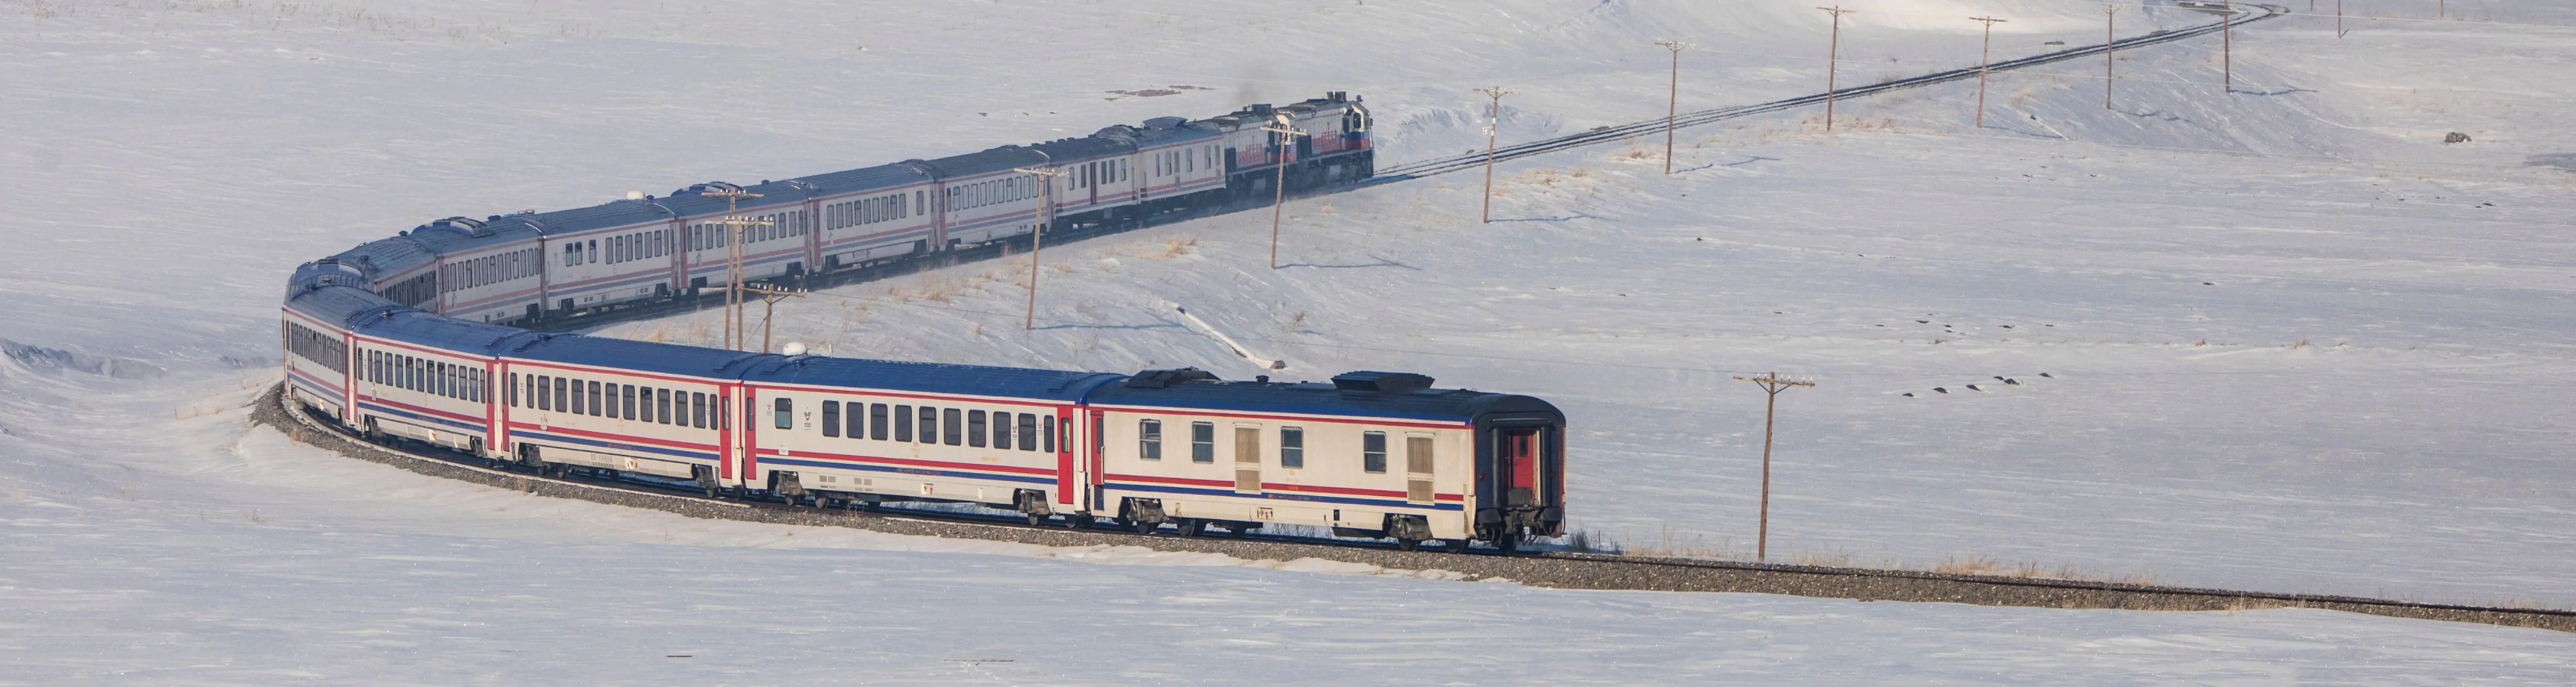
[279, 93, 1568, 550]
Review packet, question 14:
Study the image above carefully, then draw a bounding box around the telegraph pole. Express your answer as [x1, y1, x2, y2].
[1818, 6, 1854, 132]
[698, 184, 767, 351]
[1971, 17, 2007, 127]
[1258, 118, 1309, 268]
[2104, 6, 2120, 109]
[717, 283, 804, 353]
[1656, 40, 1689, 174]
[1012, 166, 1067, 329]
[1733, 372, 1814, 562]
[2338, 0, 2346, 38]
[2223, 0, 2234, 93]
[1473, 86, 1516, 223]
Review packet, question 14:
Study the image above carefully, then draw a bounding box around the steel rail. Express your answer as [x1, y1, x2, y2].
[1371, 4, 2289, 180]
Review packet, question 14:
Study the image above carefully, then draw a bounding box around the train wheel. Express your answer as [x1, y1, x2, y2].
[1177, 519, 1206, 538]
[1394, 538, 1420, 552]
[1025, 511, 1044, 526]
[1062, 514, 1086, 530]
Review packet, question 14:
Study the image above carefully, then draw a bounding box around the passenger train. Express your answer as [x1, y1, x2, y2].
[279, 93, 1568, 549]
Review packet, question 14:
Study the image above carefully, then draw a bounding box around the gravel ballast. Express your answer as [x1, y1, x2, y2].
[254, 385, 2574, 634]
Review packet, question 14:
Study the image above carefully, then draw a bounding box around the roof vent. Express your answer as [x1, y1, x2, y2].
[1127, 367, 1219, 389]
[1331, 370, 1434, 393]
[1327, 91, 1347, 102]
[1142, 116, 1186, 129]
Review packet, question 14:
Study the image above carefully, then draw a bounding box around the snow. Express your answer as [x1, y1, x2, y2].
[7, 0, 2576, 681]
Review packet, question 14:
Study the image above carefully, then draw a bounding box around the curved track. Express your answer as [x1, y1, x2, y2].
[265, 2, 2576, 633]
[260, 384, 2576, 633]
[1372, 3, 2289, 180]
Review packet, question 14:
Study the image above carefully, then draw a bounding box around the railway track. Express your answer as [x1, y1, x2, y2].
[530, 5, 2285, 335]
[1372, 3, 2289, 180]
[256, 384, 2576, 633]
[265, 3, 2576, 634]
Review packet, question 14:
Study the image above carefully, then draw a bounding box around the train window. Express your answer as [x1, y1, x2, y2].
[1191, 422, 1215, 463]
[775, 397, 793, 429]
[654, 389, 669, 424]
[894, 404, 914, 442]
[967, 410, 987, 448]
[505, 373, 516, 407]
[1362, 432, 1388, 473]
[914, 191, 923, 215]
[719, 396, 730, 431]
[691, 392, 706, 428]
[588, 380, 603, 416]
[1044, 416, 1058, 453]
[842, 400, 861, 439]
[870, 404, 888, 440]
[556, 377, 570, 413]
[924, 406, 945, 444]
[535, 376, 550, 410]
[1407, 436, 1434, 474]
[1279, 427, 1305, 468]
[943, 408, 962, 445]
[1017, 413, 1038, 452]
[566, 378, 580, 414]
[622, 384, 638, 420]
[1138, 419, 1161, 460]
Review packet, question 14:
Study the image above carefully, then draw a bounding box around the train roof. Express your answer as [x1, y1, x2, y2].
[1085, 369, 1562, 423]
[792, 161, 934, 196]
[519, 198, 679, 235]
[284, 284, 409, 325]
[326, 235, 438, 277]
[350, 307, 539, 356]
[915, 145, 1048, 179]
[400, 216, 546, 254]
[745, 355, 1126, 402]
[1026, 136, 1132, 163]
[506, 333, 775, 379]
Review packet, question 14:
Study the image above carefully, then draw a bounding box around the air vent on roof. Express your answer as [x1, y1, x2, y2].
[1142, 116, 1185, 129]
[1331, 371, 1434, 393]
[1127, 368, 1219, 389]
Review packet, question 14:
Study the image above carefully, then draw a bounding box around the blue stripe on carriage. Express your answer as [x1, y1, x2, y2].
[514, 430, 717, 462]
[1103, 481, 1464, 511]
[358, 401, 488, 433]
[758, 456, 1056, 485]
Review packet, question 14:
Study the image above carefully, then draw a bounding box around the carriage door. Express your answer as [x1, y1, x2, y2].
[1085, 163, 1101, 207]
[1232, 425, 1262, 494]
[1057, 406, 1078, 508]
[1499, 428, 1540, 507]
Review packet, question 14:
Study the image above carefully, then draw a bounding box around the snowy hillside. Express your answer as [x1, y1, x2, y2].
[7, 0, 2576, 682]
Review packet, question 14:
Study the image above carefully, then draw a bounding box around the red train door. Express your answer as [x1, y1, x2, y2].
[1086, 163, 1100, 207]
[1499, 428, 1540, 507]
[1057, 406, 1078, 508]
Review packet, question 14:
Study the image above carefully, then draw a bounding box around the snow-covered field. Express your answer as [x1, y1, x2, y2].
[7, 0, 2576, 682]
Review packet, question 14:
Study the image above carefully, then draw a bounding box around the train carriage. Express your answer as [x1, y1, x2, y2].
[917, 146, 1051, 249]
[274, 90, 1576, 550]
[800, 163, 937, 270]
[1087, 369, 1563, 548]
[741, 356, 1122, 516]
[499, 334, 754, 491]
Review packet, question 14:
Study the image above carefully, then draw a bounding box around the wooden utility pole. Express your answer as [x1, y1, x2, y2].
[2223, 0, 2234, 93]
[720, 283, 804, 353]
[1012, 166, 1066, 329]
[1656, 40, 1689, 174]
[1258, 118, 1309, 267]
[2338, 0, 2346, 38]
[1971, 17, 2007, 127]
[1473, 86, 1516, 223]
[1734, 372, 1814, 562]
[698, 184, 767, 351]
[2104, 6, 2120, 109]
[1818, 6, 1854, 132]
